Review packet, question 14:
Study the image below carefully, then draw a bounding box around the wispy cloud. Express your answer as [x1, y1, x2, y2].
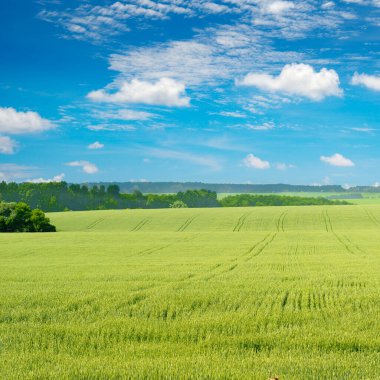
[0, 136, 17, 154]
[146, 148, 221, 170]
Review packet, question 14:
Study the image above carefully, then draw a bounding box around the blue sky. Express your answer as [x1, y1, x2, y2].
[0, 0, 379, 185]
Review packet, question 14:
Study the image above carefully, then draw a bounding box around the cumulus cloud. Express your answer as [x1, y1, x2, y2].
[88, 141, 104, 149]
[0, 107, 54, 134]
[320, 153, 355, 167]
[243, 154, 270, 169]
[263, 1, 295, 14]
[0, 136, 17, 154]
[27, 173, 65, 183]
[238, 63, 343, 101]
[66, 161, 99, 174]
[87, 78, 190, 107]
[351, 72, 380, 91]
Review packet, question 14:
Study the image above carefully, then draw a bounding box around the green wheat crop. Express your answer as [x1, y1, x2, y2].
[0, 205, 379, 379]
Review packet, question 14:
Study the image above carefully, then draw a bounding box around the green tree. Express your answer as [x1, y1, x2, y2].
[170, 200, 188, 208]
[0, 202, 56, 232]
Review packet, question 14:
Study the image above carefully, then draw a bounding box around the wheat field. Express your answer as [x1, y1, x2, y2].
[0, 206, 379, 379]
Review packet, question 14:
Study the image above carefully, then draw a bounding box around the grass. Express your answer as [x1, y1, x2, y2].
[0, 206, 379, 379]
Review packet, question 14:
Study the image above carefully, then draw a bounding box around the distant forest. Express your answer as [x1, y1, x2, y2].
[0, 182, 349, 212]
[86, 181, 380, 194]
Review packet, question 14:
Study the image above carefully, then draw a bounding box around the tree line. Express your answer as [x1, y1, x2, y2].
[0, 181, 349, 212]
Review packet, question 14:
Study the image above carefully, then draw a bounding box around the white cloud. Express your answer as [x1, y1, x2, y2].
[322, 2, 335, 9]
[263, 1, 295, 14]
[238, 63, 343, 101]
[95, 109, 155, 121]
[40, 0, 345, 43]
[87, 78, 190, 107]
[243, 154, 270, 169]
[320, 153, 355, 167]
[0, 136, 17, 154]
[88, 141, 104, 149]
[247, 122, 275, 130]
[66, 161, 99, 174]
[27, 173, 65, 183]
[0, 107, 54, 134]
[0, 164, 36, 182]
[350, 127, 375, 133]
[351, 72, 380, 91]
[276, 162, 295, 170]
[87, 124, 136, 131]
[146, 148, 221, 170]
[219, 111, 246, 118]
[108, 32, 301, 88]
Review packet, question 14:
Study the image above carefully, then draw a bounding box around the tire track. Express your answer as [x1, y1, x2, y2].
[233, 212, 251, 232]
[322, 210, 330, 232]
[86, 218, 105, 230]
[244, 232, 278, 261]
[276, 211, 287, 232]
[362, 207, 380, 227]
[131, 219, 149, 232]
[324, 209, 364, 256]
[323, 209, 333, 232]
[177, 215, 197, 232]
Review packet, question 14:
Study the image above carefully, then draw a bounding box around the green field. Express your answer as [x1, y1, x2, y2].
[1, 206, 380, 379]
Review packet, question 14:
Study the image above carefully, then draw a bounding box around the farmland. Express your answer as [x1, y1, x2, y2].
[0, 206, 379, 379]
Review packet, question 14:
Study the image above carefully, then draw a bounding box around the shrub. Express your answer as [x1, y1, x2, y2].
[0, 202, 56, 232]
[170, 200, 188, 208]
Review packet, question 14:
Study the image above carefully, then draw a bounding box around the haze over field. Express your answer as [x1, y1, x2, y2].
[0, 0, 379, 185]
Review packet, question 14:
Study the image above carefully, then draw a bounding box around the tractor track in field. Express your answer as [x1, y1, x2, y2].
[362, 207, 380, 227]
[333, 233, 364, 256]
[323, 209, 362, 256]
[243, 232, 278, 261]
[206, 210, 287, 278]
[135, 235, 198, 257]
[177, 215, 198, 232]
[322, 209, 333, 232]
[199, 232, 278, 281]
[131, 219, 149, 232]
[233, 212, 251, 232]
[86, 218, 105, 230]
[276, 211, 287, 232]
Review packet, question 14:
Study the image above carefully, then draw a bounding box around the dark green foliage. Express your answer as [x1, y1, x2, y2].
[177, 189, 219, 208]
[0, 181, 350, 212]
[170, 200, 188, 208]
[86, 181, 350, 193]
[0, 202, 56, 232]
[219, 194, 351, 207]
